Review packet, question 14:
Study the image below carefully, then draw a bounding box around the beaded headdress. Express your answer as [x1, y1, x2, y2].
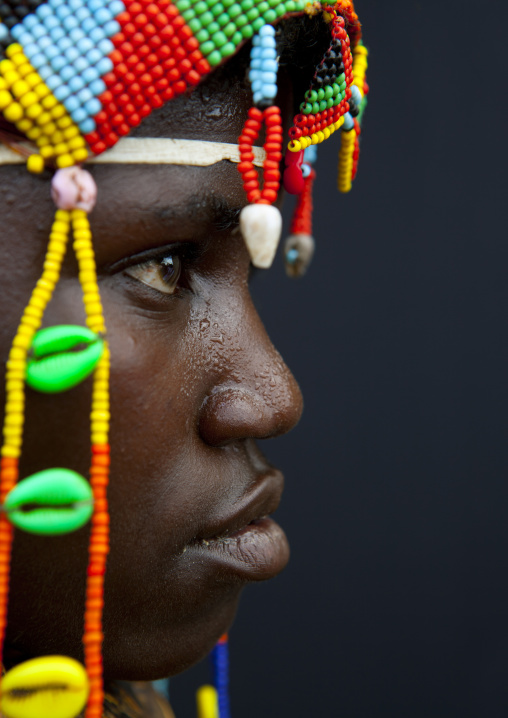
[0, 0, 368, 716]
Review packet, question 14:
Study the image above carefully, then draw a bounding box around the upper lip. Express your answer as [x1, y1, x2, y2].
[195, 469, 284, 541]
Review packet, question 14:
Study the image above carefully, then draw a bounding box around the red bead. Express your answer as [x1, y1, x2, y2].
[161, 87, 174, 101]
[195, 58, 210, 74]
[117, 122, 130, 136]
[139, 73, 152, 86]
[186, 69, 201, 85]
[173, 79, 186, 94]
[154, 77, 169, 91]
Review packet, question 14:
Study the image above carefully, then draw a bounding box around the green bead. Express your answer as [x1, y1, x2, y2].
[200, 40, 215, 55]
[246, 7, 259, 21]
[200, 11, 214, 25]
[268, 0, 278, 7]
[194, 1, 208, 12]
[217, 11, 230, 26]
[311, 101, 320, 113]
[221, 41, 236, 57]
[182, 8, 194, 21]
[195, 28, 209, 42]
[208, 21, 220, 33]
[240, 24, 253, 38]
[332, 83, 340, 95]
[235, 13, 248, 27]
[223, 21, 236, 37]
[227, 3, 242, 18]
[340, 80, 347, 92]
[211, 2, 224, 16]
[211, 30, 228, 46]
[337, 73, 346, 85]
[231, 30, 243, 45]
[175, 0, 191, 9]
[275, 3, 287, 14]
[258, 1, 269, 13]
[208, 49, 222, 66]
[326, 98, 334, 108]
[5, 468, 94, 536]
[319, 99, 327, 111]
[264, 8, 276, 22]
[240, 0, 254, 8]
[223, 0, 235, 6]
[300, 101, 312, 114]
[285, 0, 296, 10]
[317, 88, 325, 100]
[252, 16, 265, 31]
[309, 89, 318, 102]
[26, 325, 104, 394]
[324, 85, 333, 99]
[188, 18, 201, 32]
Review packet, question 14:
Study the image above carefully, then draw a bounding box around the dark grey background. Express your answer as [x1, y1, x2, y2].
[172, 1, 508, 715]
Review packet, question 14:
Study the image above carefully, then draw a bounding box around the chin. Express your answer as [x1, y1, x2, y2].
[101, 586, 243, 681]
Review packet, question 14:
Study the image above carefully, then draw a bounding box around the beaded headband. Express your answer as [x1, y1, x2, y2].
[0, 1, 368, 717]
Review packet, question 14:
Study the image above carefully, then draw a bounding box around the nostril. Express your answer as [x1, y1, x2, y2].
[198, 385, 302, 447]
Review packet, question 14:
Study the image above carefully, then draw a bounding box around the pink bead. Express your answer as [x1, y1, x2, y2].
[51, 167, 97, 212]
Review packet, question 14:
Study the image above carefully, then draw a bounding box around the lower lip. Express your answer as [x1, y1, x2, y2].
[189, 518, 290, 581]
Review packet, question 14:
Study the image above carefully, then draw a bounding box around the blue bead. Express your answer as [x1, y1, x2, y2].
[263, 82, 277, 98]
[89, 0, 105, 10]
[97, 38, 113, 54]
[82, 66, 99, 83]
[303, 144, 317, 164]
[55, 4, 71, 19]
[44, 44, 59, 59]
[62, 15, 79, 30]
[65, 47, 79, 62]
[86, 48, 102, 64]
[68, 0, 84, 10]
[48, 0, 65, 6]
[30, 52, 46, 69]
[38, 65, 52, 80]
[251, 46, 261, 57]
[77, 87, 92, 103]
[64, 95, 80, 112]
[0, 23, 8, 41]
[252, 33, 260, 46]
[262, 59, 278, 72]
[84, 98, 101, 115]
[94, 7, 112, 24]
[259, 23, 275, 36]
[32, 24, 46, 39]
[35, 4, 52, 19]
[251, 79, 262, 92]
[95, 57, 113, 74]
[77, 37, 94, 53]
[74, 57, 88, 73]
[44, 18, 60, 32]
[342, 112, 354, 130]
[54, 84, 71, 101]
[71, 107, 87, 123]
[46, 74, 63, 90]
[350, 84, 362, 105]
[23, 42, 38, 59]
[103, 19, 120, 36]
[89, 26, 106, 42]
[51, 54, 67, 71]
[261, 71, 275, 83]
[260, 48, 275, 59]
[75, 7, 91, 22]
[79, 117, 96, 134]
[89, 78, 105, 95]
[108, 0, 125, 16]
[58, 37, 72, 51]
[60, 65, 76, 82]
[10, 25, 25, 41]
[50, 26, 65, 42]
[260, 37, 275, 48]
[82, 17, 96, 32]
[69, 27, 85, 42]
[69, 75, 85, 92]
[253, 91, 262, 104]
[23, 15, 37, 30]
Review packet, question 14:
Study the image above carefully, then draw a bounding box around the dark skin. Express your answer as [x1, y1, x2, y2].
[0, 35, 313, 681]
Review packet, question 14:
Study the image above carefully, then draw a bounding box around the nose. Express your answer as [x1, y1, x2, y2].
[198, 302, 303, 447]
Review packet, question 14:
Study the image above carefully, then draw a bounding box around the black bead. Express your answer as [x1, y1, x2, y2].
[349, 98, 359, 117]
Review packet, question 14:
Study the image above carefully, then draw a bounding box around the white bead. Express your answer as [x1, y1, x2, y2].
[240, 204, 282, 269]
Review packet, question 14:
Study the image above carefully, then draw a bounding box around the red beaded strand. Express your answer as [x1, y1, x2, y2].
[238, 106, 283, 206]
[0, 457, 17, 671]
[85, 0, 211, 155]
[290, 168, 315, 237]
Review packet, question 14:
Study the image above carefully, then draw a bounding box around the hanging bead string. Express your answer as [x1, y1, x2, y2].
[0, 208, 71, 673]
[210, 634, 230, 718]
[71, 208, 110, 718]
[238, 104, 282, 205]
[337, 121, 355, 192]
[290, 166, 315, 237]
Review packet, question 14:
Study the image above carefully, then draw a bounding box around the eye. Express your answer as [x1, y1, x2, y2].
[124, 255, 182, 295]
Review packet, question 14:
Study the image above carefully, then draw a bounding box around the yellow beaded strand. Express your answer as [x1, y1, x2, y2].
[0, 44, 89, 171]
[1, 210, 70, 459]
[352, 44, 368, 98]
[287, 115, 345, 153]
[337, 128, 356, 194]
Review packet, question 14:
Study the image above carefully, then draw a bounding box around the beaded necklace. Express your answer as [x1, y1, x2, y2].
[0, 2, 368, 717]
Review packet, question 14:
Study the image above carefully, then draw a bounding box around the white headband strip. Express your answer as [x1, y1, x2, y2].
[0, 138, 266, 167]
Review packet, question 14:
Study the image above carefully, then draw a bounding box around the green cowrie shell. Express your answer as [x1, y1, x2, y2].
[4, 468, 94, 535]
[26, 325, 103, 393]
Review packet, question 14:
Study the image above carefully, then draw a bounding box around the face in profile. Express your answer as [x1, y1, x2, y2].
[0, 38, 307, 680]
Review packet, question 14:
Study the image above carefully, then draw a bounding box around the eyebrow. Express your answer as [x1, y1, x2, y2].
[153, 192, 243, 234]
